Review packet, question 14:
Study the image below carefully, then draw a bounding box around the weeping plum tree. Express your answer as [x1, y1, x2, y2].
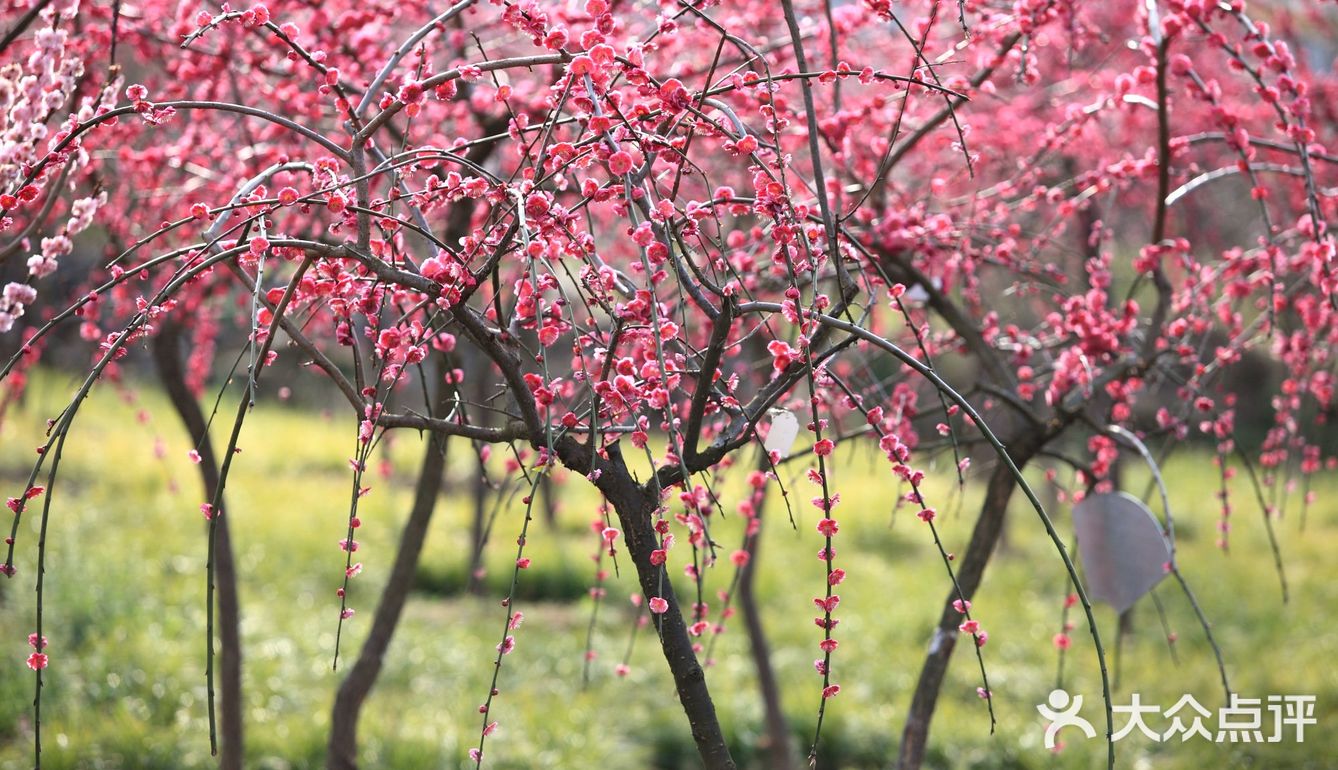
[2, 0, 1337, 768]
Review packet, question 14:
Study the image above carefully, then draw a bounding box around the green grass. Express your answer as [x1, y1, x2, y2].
[1, 370, 1335, 769]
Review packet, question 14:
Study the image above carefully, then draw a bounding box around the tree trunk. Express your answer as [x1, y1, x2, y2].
[738, 472, 794, 770]
[896, 434, 1042, 770]
[326, 372, 453, 769]
[597, 443, 736, 770]
[467, 445, 488, 595]
[466, 346, 489, 594]
[538, 472, 558, 528]
[151, 324, 244, 770]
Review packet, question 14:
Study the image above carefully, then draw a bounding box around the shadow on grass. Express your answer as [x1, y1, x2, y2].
[415, 558, 597, 603]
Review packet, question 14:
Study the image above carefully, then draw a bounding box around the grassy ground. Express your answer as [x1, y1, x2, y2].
[0, 371, 1335, 769]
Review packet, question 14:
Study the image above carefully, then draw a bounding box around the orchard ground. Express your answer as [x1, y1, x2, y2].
[0, 372, 1334, 769]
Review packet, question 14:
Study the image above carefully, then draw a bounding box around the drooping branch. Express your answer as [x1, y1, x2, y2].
[327, 357, 454, 770]
[896, 426, 1045, 770]
[151, 321, 244, 770]
[737, 453, 795, 770]
[732, 301, 1116, 769]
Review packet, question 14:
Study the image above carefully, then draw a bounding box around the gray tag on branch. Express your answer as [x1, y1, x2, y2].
[1072, 492, 1172, 613]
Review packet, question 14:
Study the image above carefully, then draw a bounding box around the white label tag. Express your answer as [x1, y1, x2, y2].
[764, 409, 800, 458]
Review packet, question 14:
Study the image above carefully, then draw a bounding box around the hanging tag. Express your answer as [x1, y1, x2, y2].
[1073, 492, 1172, 613]
[763, 409, 800, 459]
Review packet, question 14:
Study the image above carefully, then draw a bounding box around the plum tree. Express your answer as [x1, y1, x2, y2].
[1, 1, 1335, 768]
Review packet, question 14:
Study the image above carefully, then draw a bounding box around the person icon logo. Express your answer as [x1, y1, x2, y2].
[1037, 688, 1096, 748]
